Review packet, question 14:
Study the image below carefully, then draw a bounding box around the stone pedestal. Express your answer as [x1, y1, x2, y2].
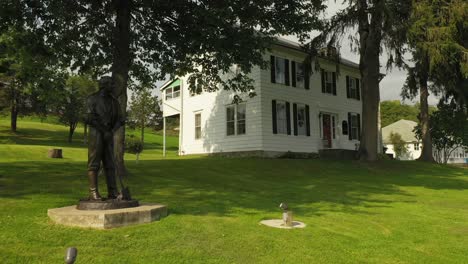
[48, 204, 168, 229]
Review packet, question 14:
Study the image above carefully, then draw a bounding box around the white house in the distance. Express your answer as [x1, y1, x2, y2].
[383, 119, 468, 163]
[161, 38, 365, 157]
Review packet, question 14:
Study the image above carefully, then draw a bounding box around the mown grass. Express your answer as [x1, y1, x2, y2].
[0, 116, 467, 263]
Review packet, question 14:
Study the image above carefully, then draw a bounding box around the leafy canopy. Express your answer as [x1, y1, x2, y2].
[28, 0, 326, 94]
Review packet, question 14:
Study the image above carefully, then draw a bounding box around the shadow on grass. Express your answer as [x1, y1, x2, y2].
[1, 158, 467, 218]
[0, 126, 178, 151]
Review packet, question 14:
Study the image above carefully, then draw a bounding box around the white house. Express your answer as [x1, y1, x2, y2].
[382, 120, 422, 160]
[161, 38, 365, 157]
[383, 119, 468, 163]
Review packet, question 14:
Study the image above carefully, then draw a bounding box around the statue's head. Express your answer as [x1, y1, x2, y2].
[99, 76, 113, 94]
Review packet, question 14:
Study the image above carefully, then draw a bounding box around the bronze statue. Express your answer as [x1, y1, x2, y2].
[85, 76, 124, 200]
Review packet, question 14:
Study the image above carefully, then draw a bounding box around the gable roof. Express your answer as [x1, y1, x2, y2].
[274, 37, 360, 69]
[160, 78, 181, 91]
[382, 119, 419, 144]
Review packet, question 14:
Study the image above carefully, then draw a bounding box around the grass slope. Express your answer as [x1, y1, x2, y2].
[0, 117, 467, 263]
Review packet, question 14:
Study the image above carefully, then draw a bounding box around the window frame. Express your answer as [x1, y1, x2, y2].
[275, 100, 288, 135]
[165, 85, 181, 100]
[194, 112, 202, 140]
[226, 103, 247, 136]
[274, 57, 286, 84]
[350, 113, 359, 140]
[324, 71, 334, 94]
[295, 62, 305, 89]
[296, 103, 307, 136]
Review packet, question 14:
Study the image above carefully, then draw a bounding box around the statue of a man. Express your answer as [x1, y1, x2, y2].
[85, 76, 124, 200]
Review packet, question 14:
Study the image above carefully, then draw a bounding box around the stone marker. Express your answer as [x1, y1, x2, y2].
[48, 149, 63, 158]
[259, 202, 306, 229]
[48, 204, 167, 229]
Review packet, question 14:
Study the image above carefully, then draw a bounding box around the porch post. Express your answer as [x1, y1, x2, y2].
[163, 117, 166, 157]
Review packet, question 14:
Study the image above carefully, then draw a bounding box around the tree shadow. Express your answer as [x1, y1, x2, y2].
[2, 158, 466, 218]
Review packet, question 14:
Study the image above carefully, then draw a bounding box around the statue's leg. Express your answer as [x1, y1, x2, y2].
[87, 128, 103, 200]
[103, 136, 118, 199]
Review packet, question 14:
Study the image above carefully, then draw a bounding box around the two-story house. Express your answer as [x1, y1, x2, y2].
[161, 38, 363, 157]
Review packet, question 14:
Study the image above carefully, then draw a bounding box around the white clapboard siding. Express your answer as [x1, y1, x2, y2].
[162, 42, 363, 155]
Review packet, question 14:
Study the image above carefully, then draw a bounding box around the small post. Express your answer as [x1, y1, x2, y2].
[163, 117, 166, 157]
[279, 203, 293, 227]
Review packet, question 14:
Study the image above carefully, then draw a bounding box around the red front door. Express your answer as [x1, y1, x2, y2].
[322, 114, 332, 148]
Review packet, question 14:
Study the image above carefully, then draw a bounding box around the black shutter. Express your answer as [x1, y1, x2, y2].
[285, 59, 290, 86]
[291, 62, 296, 87]
[305, 105, 310, 136]
[332, 72, 337, 95]
[357, 113, 361, 140]
[346, 76, 350, 98]
[356, 79, 361, 100]
[272, 100, 277, 134]
[321, 69, 325, 93]
[286, 102, 291, 135]
[293, 103, 298, 136]
[270, 56, 276, 83]
[304, 64, 310, 90]
[348, 112, 352, 140]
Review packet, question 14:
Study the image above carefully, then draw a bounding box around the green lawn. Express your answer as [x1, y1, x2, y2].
[1, 117, 468, 263]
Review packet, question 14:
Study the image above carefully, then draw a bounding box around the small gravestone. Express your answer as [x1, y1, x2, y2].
[48, 149, 63, 158]
[260, 202, 306, 229]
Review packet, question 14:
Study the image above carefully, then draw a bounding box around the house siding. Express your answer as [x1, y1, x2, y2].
[161, 43, 363, 156]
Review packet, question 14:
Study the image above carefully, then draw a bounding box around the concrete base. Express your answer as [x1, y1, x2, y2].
[260, 219, 306, 229]
[48, 204, 168, 229]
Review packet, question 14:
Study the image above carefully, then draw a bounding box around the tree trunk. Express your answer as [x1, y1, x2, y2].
[83, 123, 88, 144]
[111, 0, 131, 177]
[357, 0, 383, 161]
[10, 103, 18, 133]
[68, 123, 76, 143]
[141, 123, 144, 146]
[417, 70, 435, 162]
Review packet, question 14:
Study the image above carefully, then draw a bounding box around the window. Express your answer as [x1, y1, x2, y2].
[323, 71, 335, 94]
[296, 104, 307, 135]
[342, 120, 349, 135]
[347, 77, 360, 100]
[275, 57, 286, 84]
[165, 85, 181, 100]
[276, 101, 288, 134]
[226, 103, 246, 136]
[414, 143, 420, 151]
[350, 113, 359, 140]
[295, 62, 305, 88]
[194, 113, 201, 140]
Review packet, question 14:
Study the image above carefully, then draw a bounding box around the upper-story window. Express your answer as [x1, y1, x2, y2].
[414, 143, 420, 151]
[165, 85, 180, 100]
[293, 62, 305, 89]
[321, 70, 336, 95]
[346, 76, 361, 100]
[270, 56, 290, 85]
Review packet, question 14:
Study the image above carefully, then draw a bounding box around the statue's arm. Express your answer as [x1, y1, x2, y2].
[86, 97, 110, 133]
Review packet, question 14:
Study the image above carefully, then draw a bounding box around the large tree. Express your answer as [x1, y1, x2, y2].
[25, 0, 325, 175]
[402, 0, 467, 162]
[307, 0, 412, 161]
[0, 27, 58, 132]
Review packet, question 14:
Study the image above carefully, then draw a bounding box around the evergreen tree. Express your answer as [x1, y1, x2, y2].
[307, 0, 412, 161]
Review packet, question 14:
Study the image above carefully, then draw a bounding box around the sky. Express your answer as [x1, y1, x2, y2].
[152, 1, 439, 105]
